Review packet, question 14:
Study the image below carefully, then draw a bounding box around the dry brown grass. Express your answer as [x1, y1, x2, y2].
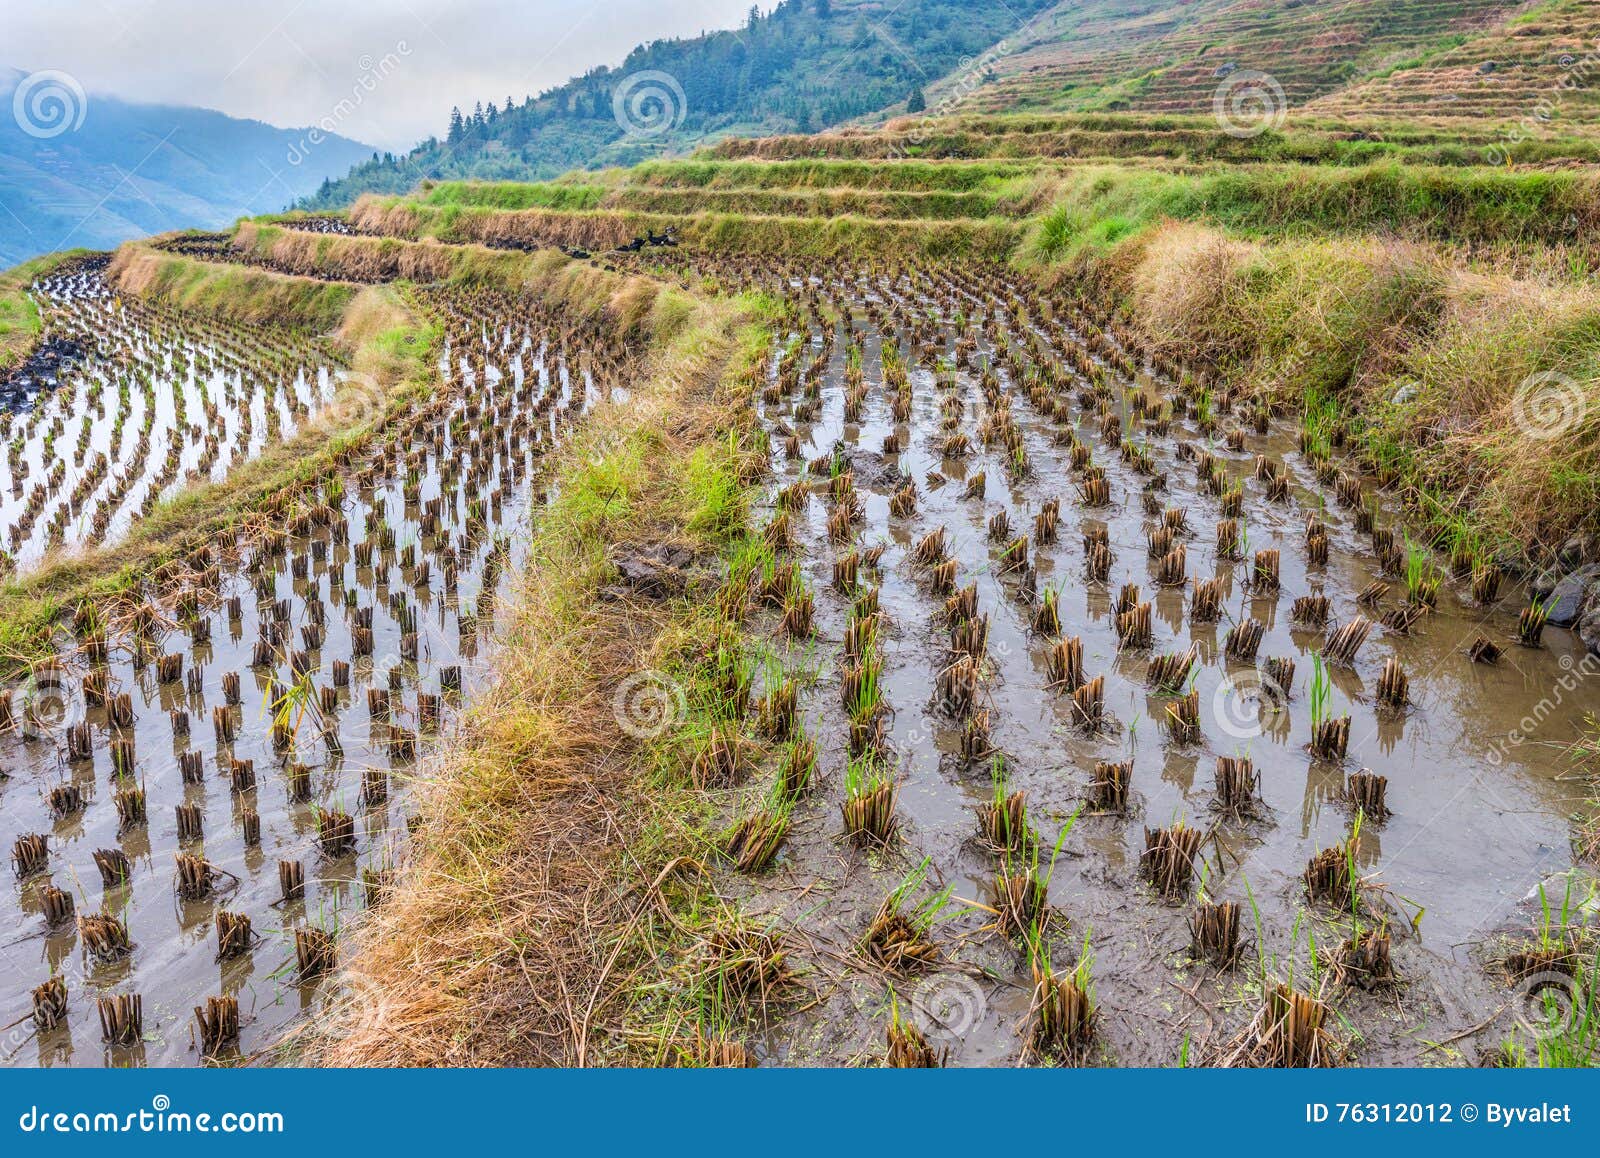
[309, 591, 615, 1064]
[1129, 224, 1258, 370]
[1090, 219, 1600, 557]
[351, 192, 1022, 262]
[235, 219, 458, 283]
[305, 282, 755, 1067]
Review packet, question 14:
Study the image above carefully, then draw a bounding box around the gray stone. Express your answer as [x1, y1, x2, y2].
[1575, 573, 1600, 655]
[1543, 563, 1600, 626]
[1559, 533, 1600, 567]
[1580, 597, 1600, 657]
[606, 544, 697, 600]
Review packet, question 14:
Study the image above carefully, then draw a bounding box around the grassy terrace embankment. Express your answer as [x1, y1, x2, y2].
[708, 111, 1600, 167]
[0, 251, 89, 375]
[425, 161, 1600, 250]
[338, 194, 1022, 262]
[111, 244, 359, 331]
[413, 178, 1009, 222]
[341, 147, 1600, 564]
[295, 245, 775, 1067]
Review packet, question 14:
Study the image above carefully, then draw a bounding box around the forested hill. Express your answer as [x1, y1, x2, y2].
[300, 0, 1053, 209]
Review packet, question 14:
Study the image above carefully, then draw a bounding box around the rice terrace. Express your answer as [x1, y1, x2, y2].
[3, 0, 1600, 1076]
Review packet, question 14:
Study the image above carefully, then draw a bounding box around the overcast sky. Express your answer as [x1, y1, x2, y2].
[1, 0, 758, 151]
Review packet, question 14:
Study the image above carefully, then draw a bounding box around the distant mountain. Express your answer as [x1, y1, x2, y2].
[301, 0, 1055, 209]
[0, 67, 376, 267]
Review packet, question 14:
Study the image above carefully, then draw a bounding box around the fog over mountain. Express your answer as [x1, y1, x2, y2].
[0, 67, 375, 266]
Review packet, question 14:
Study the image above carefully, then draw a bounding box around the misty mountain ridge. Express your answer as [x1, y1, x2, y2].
[0, 66, 376, 267]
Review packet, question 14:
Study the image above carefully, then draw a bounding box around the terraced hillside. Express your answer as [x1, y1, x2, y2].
[1309, 0, 1600, 126]
[708, 109, 1600, 166]
[179, 146, 1600, 1066]
[5, 95, 1600, 1070]
[936, 0, 1519, 116]
[269, 125, 1600, 569]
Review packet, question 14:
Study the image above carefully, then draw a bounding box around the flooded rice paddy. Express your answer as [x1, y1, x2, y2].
[3, 242, 1596, 1067]
[1, 273, 632, 1065]
[638, 253, 1598, 1065]
[0, 260, 339, 572]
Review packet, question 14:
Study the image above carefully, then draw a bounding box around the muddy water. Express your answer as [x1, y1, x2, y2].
[0, 269, 338, 568]
[733, 266, 1596, 1065]
[0, 288, 608, 1066]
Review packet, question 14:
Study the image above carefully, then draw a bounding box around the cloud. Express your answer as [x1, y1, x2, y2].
[0, 0, 756, 150]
